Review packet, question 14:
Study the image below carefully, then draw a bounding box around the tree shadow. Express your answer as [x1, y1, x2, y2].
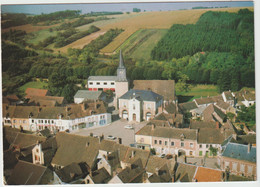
[177, 95, 194, 103]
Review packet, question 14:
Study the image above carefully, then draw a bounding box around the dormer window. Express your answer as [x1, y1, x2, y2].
[180, 134, 185, 141]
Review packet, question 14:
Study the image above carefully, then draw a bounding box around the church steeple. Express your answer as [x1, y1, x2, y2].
[119, 50, 125, 69]
[117, 50, 127, 82]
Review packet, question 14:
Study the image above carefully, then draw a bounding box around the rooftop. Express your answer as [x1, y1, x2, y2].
[88, 76, 117, 81]
[119, 89, 163, 102]
[222, 142, 256, 163]
[25, 88, 50, 98]
[193, 167, 223, 182]
[74, 90, 103, 100]
[136, 125, 197, 140]
[133, 80, 175, 101]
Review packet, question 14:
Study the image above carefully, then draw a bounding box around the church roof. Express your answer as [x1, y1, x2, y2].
[118, 50, 125, 69]
[119, 89, 163, 102]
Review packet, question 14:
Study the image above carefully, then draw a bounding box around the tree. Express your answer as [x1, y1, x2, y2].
[175, 73, 191, 92]
[61, 84, 79, 103]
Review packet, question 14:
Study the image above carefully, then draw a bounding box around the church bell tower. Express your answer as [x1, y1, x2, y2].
[115, 50, 129, 109]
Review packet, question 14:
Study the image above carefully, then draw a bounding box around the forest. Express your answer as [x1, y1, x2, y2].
[151, 9, 254, 92]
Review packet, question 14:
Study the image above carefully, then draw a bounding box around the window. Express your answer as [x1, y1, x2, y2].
[89, 82, 93, 85]
[133, 104, 135, 110]
[248, 166, 253, 175]
[165, 141, 167, 146]
[199, 144, 202, 148]
[240, 164, 245, 173]
[104, 82, 107, 85]
[199, 151, 203, 156]
[190, 143, 194, 148]
[13, 120, 16, 123]
[32, 120, 34, 123]
[206, 144, 209, 148]
[23, 120, 26, 123]
[154, 140, 157, 144]
[225, 161, 230, 169]
[232, 162, 237, 172]
[159, 140, 162, 145]
[171, 142, 174, 146]
[181, 142, 184, 147]
[97, 82, 100, 85]
[189, 151, 193, 156]
[111, 82, 115, 85]
[86, 179, 90, 184]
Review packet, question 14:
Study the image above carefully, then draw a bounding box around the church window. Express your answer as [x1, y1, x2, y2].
[133, 104, 135, 110]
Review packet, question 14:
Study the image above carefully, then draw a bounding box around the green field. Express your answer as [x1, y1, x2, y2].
[26, 29, 59, 45]
[19, 81, 48, 92]
[118, 29, 168, 60]
[176, 84, 219, 103]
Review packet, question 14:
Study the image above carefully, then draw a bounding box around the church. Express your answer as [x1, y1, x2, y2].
[87, 50, 129, 108]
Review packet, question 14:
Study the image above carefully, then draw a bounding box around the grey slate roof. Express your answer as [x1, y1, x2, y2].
[88, 76, 117, 81]
[222, 143, 256, 163]
[74, 90, 103, 100]
[119, 89, 163, 102]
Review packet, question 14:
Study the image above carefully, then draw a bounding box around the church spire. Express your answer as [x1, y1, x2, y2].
[119, 50, 125, 68]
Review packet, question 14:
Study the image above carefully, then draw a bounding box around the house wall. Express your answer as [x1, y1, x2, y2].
[88, 80, 116, 91]
[143, 101, 156, 121]
[74, 98, 84, 104]
[220, 156, 256, 180]
[196, 143, 221, 157]
[108, 175, 123, 184]
[128, 99, 141, 122]
[84, 175, 95, 184]
[11, 118, 30, 130]
[97, 157, 112, 175]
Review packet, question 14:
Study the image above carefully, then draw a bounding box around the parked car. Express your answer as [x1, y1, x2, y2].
[107, 135, 116, 140]
[124, 125, 133, 129]
[158, 154, 166, 158]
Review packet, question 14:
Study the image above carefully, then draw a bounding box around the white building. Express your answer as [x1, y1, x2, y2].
[119, 89, 163, 122]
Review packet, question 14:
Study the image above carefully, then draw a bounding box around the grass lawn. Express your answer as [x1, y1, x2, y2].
[19, 81, 48, 93]
[176, 84, 219, 103]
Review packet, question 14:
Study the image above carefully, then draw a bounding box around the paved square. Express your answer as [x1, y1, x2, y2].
[71, 119, 147, 146]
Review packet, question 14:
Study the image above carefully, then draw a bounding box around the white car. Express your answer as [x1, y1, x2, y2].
[107, 135, 116, 140]
[124, 125, 133, 129]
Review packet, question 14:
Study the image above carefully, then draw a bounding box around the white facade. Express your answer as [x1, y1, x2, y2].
[128, 98, 142, 122]
[29, 113, 112, 132]
[88, 79, 116, 91]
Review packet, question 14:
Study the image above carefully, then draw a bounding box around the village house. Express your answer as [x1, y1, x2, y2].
[215, 100, 237, 115]
[74, 90, 106, 104]
[7, 160, 53, 185]
[222, 91, 235, 105]
[27, 95, 67, 107]
[145, 164, 173, 183]
[2, 94, 20, 105]
[84, 167, 112, 184]
[202, 104, 227, 123]
[133, 80, 176, 103]
[135, 125, 198, 156]
[174, 163, 197, 182]
[178, 101, 198, 114]
[153, 112, 184, 128]
[219, 142, 256, 180]
[119, 89, 163, 122]
[108, 159, 145, 183]
[193, 95, 223, 107]
[233, 90, 255, 108]
[2, 100, 111, 132]
[192, 166, 224, 182]
[25, 88, 51, 99]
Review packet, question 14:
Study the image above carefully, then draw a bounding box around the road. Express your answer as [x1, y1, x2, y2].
[71, 119, 147, 146]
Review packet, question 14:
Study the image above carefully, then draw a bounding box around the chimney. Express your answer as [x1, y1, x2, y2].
[151, 124, 155, 131]
[118, 137, 122, 144]
[86, 142, 90, 147]
[248, 144, 251, 153]
[131, 150, 135, 158]
[232, 133, 237, 140]
[155, 167, 159, 176]
[216, 122, 220, 129]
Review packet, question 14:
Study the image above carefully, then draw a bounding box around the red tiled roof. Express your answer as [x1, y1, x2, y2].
[194, 167, 223, 182]
[25, 88, 50, 98]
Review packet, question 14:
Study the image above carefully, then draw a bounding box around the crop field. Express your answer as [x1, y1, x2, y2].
[176, 84, 219, 103]
[117, 29, 168, 60]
